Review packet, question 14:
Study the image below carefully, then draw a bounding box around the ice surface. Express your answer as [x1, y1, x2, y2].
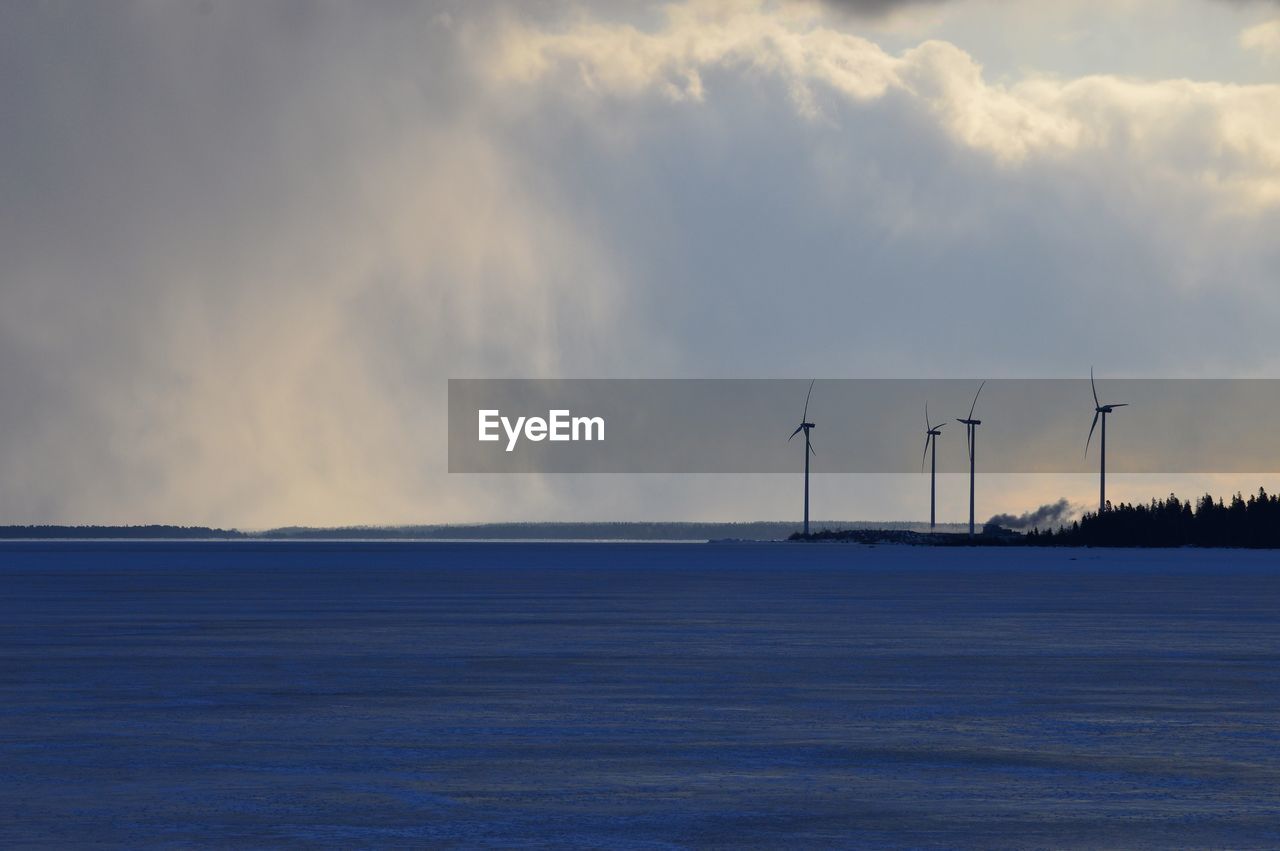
[1, 542, 1278, 847]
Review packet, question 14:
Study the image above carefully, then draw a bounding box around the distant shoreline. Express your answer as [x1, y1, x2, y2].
[0, 521, 960, 543]
[5, 491, 1278, 547]
[0, 537, 715, 544]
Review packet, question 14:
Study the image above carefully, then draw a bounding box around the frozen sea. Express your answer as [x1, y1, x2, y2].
[1, 541, 1278, 848]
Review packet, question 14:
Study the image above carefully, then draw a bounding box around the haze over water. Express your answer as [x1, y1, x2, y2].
[2, 541, 1277, 847]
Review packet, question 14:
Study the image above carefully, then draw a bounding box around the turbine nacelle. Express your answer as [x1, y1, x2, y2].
[923, 403, 947, 437]
[789, 422, 815, 439]
[789, 380, 817, 460]
[922, 404, 947, 472]
[789, 379, 816, 442]
[958, 381, 985, 431]
[1087, 368, 1129, 456]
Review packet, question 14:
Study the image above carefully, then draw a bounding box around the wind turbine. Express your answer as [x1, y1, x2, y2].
[789, 379, 816, 536]
[921, 403, 946, 531]
[956, 381, 985, 537]
[1086, 367, 1128, 513]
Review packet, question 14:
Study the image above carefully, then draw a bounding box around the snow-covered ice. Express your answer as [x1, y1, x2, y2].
[1, 542, 1277, 847]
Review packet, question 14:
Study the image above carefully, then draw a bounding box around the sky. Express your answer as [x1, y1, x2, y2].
[2, 0, 1279, 528]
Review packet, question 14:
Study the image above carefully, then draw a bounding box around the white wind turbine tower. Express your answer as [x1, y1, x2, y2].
[789, 380, 817, 536]
[1086, 367, 1129, 513]
[956, 381, 986, 538]
[921, 403, 946, 531]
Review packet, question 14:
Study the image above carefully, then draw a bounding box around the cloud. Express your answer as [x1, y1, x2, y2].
[1240, 18, 1280, 56]
[480, 2, 1280, 390]
[0, 2, 631, 526]
[492, 0, 1280, 206]
[4, 0, 1280, 527]
[813, 0, 949, 14]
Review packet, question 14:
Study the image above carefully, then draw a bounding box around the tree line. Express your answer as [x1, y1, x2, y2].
[1026, 489, 1280, 548]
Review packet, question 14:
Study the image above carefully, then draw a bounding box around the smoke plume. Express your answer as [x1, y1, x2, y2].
[987, 499, 1077, 531]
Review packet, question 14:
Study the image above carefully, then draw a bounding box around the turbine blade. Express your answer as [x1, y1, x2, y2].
[1109, 402, 1129, 408]
[801, 378, 815, 423]
[789, 424, 803, 440]
[922, 434, 931, 472]
[967, 425, 974, 462]
[968, 380, 985, 420]
[808, 440, 816, 457]
[936, 422, 946, 430]
[1085, 410, 1100, 456]
[925, 402, 930, 433]
[1091, 366, 1099, 408]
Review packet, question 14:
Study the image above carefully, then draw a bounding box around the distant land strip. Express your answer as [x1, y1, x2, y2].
[5, 490, 1280, 547]
[0, 521, 955, 541]
[0, 525, 247, 539]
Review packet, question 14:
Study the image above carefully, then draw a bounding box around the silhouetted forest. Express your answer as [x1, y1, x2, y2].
[1027, 490, 1280, 548]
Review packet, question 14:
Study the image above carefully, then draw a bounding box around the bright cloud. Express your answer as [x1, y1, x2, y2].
[493, 0, 1280, 207]
[1240, 18, 1280, 58]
